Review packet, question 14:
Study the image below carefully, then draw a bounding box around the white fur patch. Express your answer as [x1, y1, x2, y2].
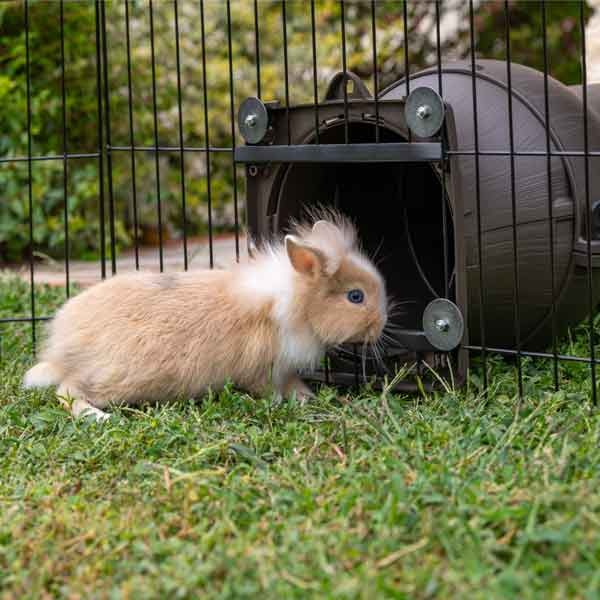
[23, 362, 61, 389]
[276, 326, 323, 373]
[239, 245, 295, 324]
[240, 244, 323, 374]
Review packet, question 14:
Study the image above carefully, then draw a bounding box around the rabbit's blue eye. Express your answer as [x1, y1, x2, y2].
[347, 289, 364, 304]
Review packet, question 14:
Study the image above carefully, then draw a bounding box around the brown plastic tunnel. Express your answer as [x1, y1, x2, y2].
[379, 60, 600, 351]
[244, 60, 600, 366]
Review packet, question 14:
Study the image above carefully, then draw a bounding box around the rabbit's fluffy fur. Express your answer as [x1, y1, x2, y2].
[24, 210, 387, 420]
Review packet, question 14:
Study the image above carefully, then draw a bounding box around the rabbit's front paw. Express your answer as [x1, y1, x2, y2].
[72, 399, 111, 422]
[285, 376, 315, 406]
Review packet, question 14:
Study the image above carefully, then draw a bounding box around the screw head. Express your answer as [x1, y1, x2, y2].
[435, 318, 450, 333]
[416, 104, 432, 120]
[423, 298, 464, 351]
[239, 97, 269, 143]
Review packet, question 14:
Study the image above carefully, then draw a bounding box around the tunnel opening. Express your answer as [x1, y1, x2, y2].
[272, 122, 455, 381]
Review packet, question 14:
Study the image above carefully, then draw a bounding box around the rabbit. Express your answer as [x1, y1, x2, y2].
[23, 210, 388, 421]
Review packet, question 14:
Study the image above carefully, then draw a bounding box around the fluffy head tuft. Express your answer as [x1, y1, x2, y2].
[241, 208, 388, 358]
[287, 207, 359, 274]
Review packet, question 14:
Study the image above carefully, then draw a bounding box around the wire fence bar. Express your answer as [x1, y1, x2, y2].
[339, 0, 349, 145]
[435, 0, 450, 300]
[100, 0, 117, 276]
[402, 0, 411, 144]
[0, 317, 52, 325]
[124, 0, 140, 271]
[464, 345, 600, 367]
[108, 146, 233, 154]
[199, 0, 214, 269]
[469, 0, 487, 392]
[579, 0, 597, 404]
[0, 153, 101, 164]
[148, 0, 164, 272]
[541, 0, 559, 391]
[311, 0, 320, 145]
[226, 0, 240, 262]
[253, 0, 261, 99]
[94, 0, 106, 280]
[59, 0, 70, 298]
[446, 149, 600, 158]
[173, 0, 189, 271]
[504, 0, 524, 397]
[370, 0, 380, 143]
[7, 147, 600, 164]
[281, 0, 291, 146]
[24, 0, 36, 353]
[338, 0, 357, 385]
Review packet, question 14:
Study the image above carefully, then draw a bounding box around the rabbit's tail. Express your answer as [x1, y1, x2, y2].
[23, 361, 62, 389]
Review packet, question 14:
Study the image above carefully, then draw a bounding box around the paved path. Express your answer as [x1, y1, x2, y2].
[8, 233, 248, 288]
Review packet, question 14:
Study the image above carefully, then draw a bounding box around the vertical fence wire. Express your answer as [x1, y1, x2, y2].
[339, 0, 349, 145]
[435, 1, 450, 300]
[401, 0, 414, 373]
[173, 0, 188, 270]
[254, 0, 261, 99]
[124, 0, 140, 271]
[469, 0, 487, 391]
[100, 0, 117, 275]
[94, 0, 107, 280]
[226, 0, 240, 262]
[541, 0, 560, 391]
[370, 0, 380, 143]
[59, 0, 70, 298]
[371, 0, 382, 379]
[310, 0, 320, 145]
[338, 0, 357, 386]
[310, 0, 328, 384]
[148, 0, 164, 272]
[403, 1, 411, 143]
[199, 0, 214, 268]
[579, 0, 597, 404]
[504, 0, 524, 398]
[24, 0, 36, 352]
[281, 0, 291, 145]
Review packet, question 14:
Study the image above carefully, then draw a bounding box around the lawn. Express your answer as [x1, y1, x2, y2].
[1, 275, 600, 599]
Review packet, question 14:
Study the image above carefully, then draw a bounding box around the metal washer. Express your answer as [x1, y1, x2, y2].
[238, 97, 269, 145]
[422, 298, 464, 352]
[405, 87, 445, 139]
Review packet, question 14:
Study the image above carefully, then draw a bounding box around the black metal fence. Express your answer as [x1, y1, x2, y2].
[1, 0, 599, 400]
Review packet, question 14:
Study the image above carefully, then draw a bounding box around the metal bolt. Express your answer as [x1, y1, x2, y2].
[435, 318, 450, 333]
[416, 104, 432, 120]
[245, 113, 258, 128]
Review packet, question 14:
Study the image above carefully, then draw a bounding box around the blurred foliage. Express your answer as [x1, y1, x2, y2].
[0, 0, 592, 262]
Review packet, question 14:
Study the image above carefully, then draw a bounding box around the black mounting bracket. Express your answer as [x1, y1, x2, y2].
[234, 142, 442, 164]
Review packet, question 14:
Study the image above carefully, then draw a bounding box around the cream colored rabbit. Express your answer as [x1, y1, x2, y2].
[24, 211, 387, 420]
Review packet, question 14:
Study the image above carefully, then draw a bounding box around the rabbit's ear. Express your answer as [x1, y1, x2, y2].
[312, 219, 339, 237]
[285, 235, 325, 278]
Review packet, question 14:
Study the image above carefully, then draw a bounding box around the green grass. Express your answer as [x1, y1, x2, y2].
[2, 275, 600, 599]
